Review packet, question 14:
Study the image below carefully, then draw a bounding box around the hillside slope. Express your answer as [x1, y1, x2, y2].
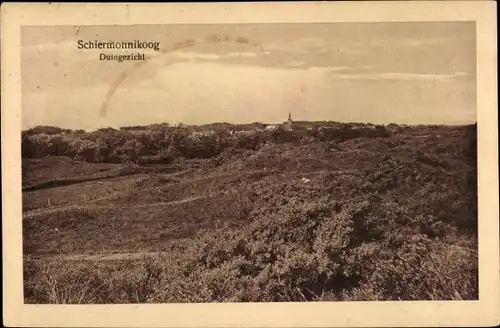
[23, 125, 478, 302]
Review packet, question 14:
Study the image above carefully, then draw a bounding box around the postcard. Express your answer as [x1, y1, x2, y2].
[2, 1, 498, 327]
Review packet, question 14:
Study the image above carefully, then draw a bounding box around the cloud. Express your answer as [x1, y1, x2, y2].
[90, 62, 304, 128]
[345, 37, 465, 53]
[170, 52, 220, 61]
[330, 71, 468, 82]
[168, 51, 258, 62]
[226, 52, 258, 58]
[266, 37, 330, 54]
[275, 64, 374, 74]
[22, 59, 476, 130]
[284, 60, 307, 68]
[263, 35, 469, 60]
[264, 38, 374, 59]
[394, 36, 474, 49]
[398, 39, 444, 47]
[309, 65, 373, 73]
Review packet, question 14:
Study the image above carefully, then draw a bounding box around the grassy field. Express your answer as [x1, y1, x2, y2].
[23, 124, 478, 303]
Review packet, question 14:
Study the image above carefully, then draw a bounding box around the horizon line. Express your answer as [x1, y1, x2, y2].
[22, 119, 478, 133]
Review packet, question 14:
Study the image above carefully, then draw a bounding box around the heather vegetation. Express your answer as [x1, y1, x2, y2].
[23, 122, 478, 303]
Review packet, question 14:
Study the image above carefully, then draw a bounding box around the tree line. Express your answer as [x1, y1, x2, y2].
[21, 124, 393, 164]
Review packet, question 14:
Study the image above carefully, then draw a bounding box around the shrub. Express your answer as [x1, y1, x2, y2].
[23, 123, 478, 303]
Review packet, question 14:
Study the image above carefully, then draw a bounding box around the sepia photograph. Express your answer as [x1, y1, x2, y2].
[20, 21, 481, 304]
[2, 2, 498, 327]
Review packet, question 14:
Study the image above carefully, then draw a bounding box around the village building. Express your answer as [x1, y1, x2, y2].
[265, 124, 278, 131]
[190, 130, 216, 139]
[264, 113, 294, 131]
[188, 112, 295, 138]
[234, 130, 255, 136]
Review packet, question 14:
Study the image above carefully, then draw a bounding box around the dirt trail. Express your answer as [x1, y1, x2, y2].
[22, 169, 141, 192]
[23, 196, 206, 218]
[23, 169, 360, 218]
[30, 251, 170, 262]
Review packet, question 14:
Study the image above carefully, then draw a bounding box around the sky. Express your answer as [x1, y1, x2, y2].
[21, 22, 476, 130]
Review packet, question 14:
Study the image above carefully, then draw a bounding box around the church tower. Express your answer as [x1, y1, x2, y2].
[284, 112, 293, 130]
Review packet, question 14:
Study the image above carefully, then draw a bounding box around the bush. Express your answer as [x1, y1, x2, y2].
[25, 191, 478, 302]
[21, 122, 397, 164]
[23, 122, 478, 303]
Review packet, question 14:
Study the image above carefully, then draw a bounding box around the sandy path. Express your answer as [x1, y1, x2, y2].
[45, 251, 169, 261]
[23, 196, 206, 218]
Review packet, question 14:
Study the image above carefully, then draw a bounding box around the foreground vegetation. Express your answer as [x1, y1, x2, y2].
[23, 122, 478, 303]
